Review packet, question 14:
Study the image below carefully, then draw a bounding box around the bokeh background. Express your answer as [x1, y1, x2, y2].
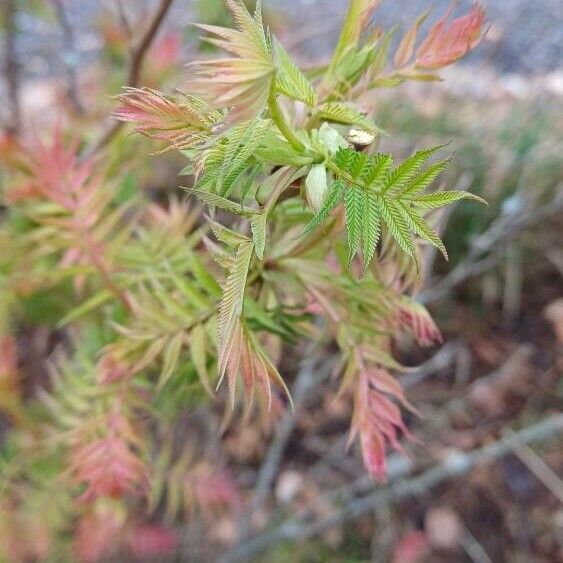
[1, 1, 562, 562]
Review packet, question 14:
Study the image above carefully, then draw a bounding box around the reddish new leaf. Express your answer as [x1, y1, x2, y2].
[416, 3, 485, 70]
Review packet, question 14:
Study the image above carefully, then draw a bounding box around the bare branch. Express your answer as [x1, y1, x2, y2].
[51, 0, 85, 114]
[126, 0, 174, 88]
[2, 0, 21, 135]
[419, 192, 563, 304]
[507, 428, 563, 504]
[82, 0, 174, 159]
[115, 0, 133, 39]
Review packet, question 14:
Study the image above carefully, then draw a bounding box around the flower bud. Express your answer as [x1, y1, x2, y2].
[305, 164, 328, 212]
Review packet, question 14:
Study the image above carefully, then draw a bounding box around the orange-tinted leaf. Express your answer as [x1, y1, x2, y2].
[415, 3, 485, 70]
[394, 11, 430, 68]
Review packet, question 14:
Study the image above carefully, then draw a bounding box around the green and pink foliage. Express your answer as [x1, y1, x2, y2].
[0, 1, 487, 560]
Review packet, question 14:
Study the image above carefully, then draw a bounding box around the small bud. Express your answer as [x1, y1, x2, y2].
[318, 123, 348, 154]
[305, 164, 328, 212]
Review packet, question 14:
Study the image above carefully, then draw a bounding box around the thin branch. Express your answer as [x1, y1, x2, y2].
[217, 414, 563, 563]
[419, 192, 563, 304]
[51, 0, 85, 114]
[459, 526, 494, 563]
[115, 0, 133, 39]
[126, 0, 174, 88]
[2, 0, 21, 135]
[506, 428, 563, 504]
[82, 0, 174, 159]
[400, 341, 460, 388]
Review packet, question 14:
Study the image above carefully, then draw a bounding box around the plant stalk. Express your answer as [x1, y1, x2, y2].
[267, 90, 305, 152]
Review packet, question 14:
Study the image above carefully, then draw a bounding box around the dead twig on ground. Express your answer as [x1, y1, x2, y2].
[506, 428, 563, 504]
[217, 414, 563, 563]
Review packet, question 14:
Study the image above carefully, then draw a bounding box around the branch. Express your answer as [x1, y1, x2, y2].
[218, 414, 563, 563]
[51, 0, 85, 114]
[400, 341, 460, 388]
[419, 192, 563, 304]
[2, 0, 20, 135]
[82, 0, 174, 159]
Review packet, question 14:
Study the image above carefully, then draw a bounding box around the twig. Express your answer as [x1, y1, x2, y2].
[2, 0, 21, 135]
[419, 193, 563, 304]
[502, 244, 522, 322]
[460, 526, 493, 563]
[400, 341, 460, 388]
[115, 0, 133, 39]
[82, 0, 174, 159]
[505, 428, 563, 504]
[217, 414, 563, 563]
[237, 349, 337, 539]
[51, 0, 85, 114]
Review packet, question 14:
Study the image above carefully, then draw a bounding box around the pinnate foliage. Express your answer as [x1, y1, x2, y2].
[303, 147, 484, 269]
[114, 0, 484, 479]
[0, 2, 487, 559]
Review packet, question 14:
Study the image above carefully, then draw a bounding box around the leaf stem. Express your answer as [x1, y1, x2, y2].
[267, 90, 305, 153]
[325, 159, 364, 190]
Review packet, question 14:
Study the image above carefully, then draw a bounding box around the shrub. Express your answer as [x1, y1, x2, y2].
[0, 1, 485, 560]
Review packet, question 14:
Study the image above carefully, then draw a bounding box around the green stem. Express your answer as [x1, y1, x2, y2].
[325, 159, 363, 190]
[267, 90, 305, 152]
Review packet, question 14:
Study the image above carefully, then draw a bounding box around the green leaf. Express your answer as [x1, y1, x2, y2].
[183, 186, 256, 215]
[197, 119, 269, 196]
[334, 146, 356, 171]
[362, 188, 381, 271]
[208, 218, 251, 247]
[397, 158, 451, 198]
[255, 131, 314, 166]
[250, 213, 267, 260]
[344, 184, 364, 265]
[396, 202, 447, 259]
[382, 145, 443, 195]
[274, 39, 316, 106]
[300, 180, 344, 238]
[317, 102, 384, 134]
[320, 145, 485, 272]
[220, 119, 270, 196]
[158, 332, 184, 390]
[217, 240, 254, 386]
[362, 153, 393, 188]
[413, 190, 486, 209]
[378, 197, 418, 263]
[191, 323, 214, 396]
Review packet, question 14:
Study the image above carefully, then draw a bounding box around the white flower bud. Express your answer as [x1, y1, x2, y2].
[305, 164, 328, 212]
